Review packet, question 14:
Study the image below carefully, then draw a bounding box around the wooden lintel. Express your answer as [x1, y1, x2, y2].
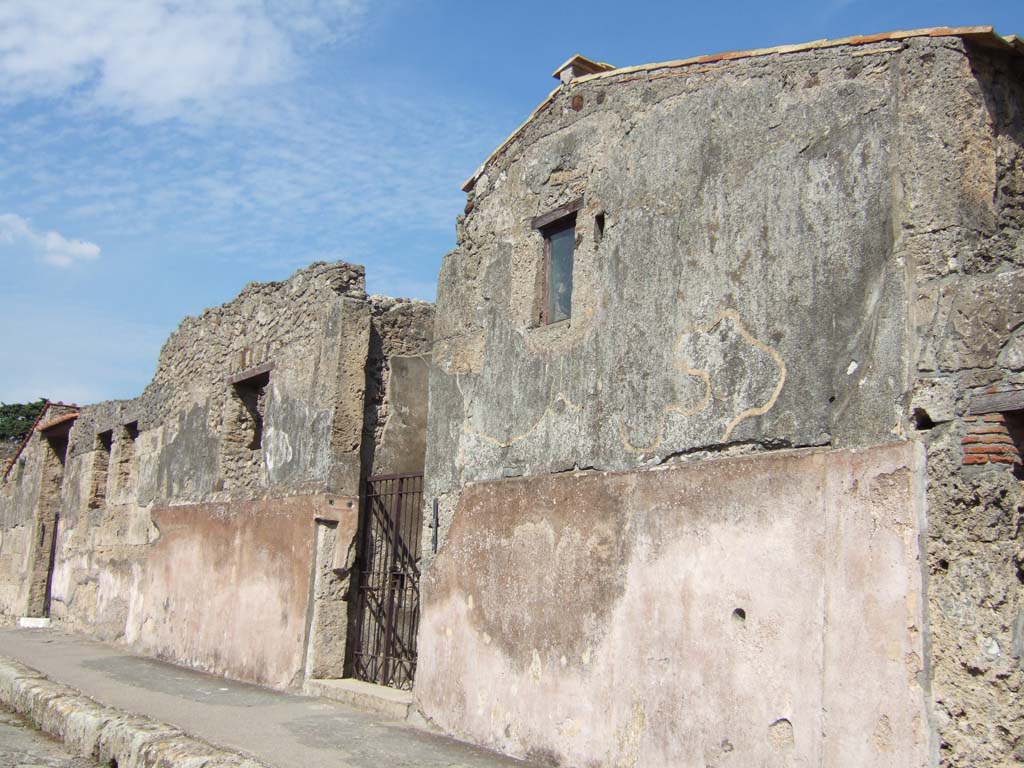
[531, 197, 585, 231]
[226, 361, 275, 385]
[968, 389, 1024, 415]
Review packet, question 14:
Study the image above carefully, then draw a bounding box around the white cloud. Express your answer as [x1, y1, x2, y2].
[0, 213, 101, 267]
[0, 0, 365, 121]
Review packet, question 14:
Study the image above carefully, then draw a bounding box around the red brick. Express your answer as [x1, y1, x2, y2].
[963, 455, 990, 465]
[966, 424, 1010, 435]
[988, 455, 1020, 465]
[983, 413, 1007, 423]
[965, 444, 1019, 455]
[980, 434, 1016, 445]
[961, 436, 981, 445]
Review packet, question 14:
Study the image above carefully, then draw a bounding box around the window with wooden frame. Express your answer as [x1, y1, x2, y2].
[532, 198, 583, 325]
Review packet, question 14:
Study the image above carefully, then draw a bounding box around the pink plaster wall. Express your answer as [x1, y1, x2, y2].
[123, 496, 351, 689]
[416, 442, 931, 767]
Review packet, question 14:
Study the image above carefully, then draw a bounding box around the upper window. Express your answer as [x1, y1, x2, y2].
[543, 220, 575, 323]
[233, 371, 269, 450]
[532, 198, 583, 325]
[226, 363, 273, 452]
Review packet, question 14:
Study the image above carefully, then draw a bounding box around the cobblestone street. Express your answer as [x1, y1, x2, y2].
[0, 707, 96, 768]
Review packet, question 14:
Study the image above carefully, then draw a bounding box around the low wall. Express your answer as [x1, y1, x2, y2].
[122, 495, 357, 689]
[416, 441, 931, 767]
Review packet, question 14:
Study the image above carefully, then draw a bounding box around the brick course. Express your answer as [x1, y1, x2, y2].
[961, 415, 1021, 466]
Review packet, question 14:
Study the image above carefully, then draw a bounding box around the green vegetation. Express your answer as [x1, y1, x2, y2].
[0, 399, 46, 442]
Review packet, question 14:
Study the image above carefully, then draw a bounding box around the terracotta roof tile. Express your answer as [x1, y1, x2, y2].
[38, 412, 80, 432]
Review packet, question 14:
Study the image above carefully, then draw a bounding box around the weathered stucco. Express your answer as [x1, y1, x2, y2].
[0, 404, 77, 621]
[422, 33, 1024, 767]
[1, 25, 1022, 767]
[120, 495, 352, 690]
[418, 443, 929, 767]
[0, 261, 434, 691]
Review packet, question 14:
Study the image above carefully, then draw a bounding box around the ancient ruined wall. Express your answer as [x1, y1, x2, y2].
[0, 404, 77, 620]
[136, 259, 369, 504]
[43, 262, 381, 687]
[302, 295, 433, 682]
[362, 297, 434, 479]
[0, 430, 48, 619]
[420, 443, 929, 767]
[420, 34, 1024, 767]
[426, 37, 921, 549]
[124, 495, 354, 689]
[898, 43, 1024, 767]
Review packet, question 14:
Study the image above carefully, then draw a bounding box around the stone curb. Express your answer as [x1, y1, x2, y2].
[0, 655, 270, 768]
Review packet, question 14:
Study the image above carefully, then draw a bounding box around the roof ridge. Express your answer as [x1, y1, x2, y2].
[461, 25, 1021, 193]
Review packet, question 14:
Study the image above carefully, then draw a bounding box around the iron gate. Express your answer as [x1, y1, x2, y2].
[352, 472, 423, 690]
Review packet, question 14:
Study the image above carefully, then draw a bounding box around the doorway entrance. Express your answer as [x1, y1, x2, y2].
[351, 472, 423, 690]
[25, 421, 72, 618]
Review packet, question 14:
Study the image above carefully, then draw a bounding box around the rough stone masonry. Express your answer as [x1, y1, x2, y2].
[418, 27, 1024, 768]
[1, 23, 1023, 768]
[0, 261, 433, 692]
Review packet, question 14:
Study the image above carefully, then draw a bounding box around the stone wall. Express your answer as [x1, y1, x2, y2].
[901, 42, 1024, 768]
[419, 443, 929, 767]
[426, 35, 920, 545]
[0, 403, 77, 621]
[0, 261, 434, 691]
[362, 296, 434, 479]
[420, 33, 1024, 767]
[124, 495, 350, 689]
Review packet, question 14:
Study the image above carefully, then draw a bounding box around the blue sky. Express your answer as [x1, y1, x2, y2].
[1, 0, 1021, 405]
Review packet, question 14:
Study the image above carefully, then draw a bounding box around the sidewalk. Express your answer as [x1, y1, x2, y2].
[0, 628, 529, 768]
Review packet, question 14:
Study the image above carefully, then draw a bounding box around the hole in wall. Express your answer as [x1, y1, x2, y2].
[937, 558, 949, 572]
[767, 718, 794, 751]
[595, 212, 605, 245]
[732, 607, 746, 622]
[911, 407, 935, 430]
[109, 759, 118, 768]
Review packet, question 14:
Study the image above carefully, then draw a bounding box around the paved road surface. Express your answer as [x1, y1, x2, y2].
[0, 706, 97, 768]
[0, 628, 531, 768]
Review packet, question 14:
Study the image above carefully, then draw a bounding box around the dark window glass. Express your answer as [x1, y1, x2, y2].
[546, 223, 574, 323]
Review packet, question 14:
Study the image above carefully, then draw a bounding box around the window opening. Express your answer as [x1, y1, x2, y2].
[232, 370, 270, 450]
[543, 219, 575, 324]
[532, 198, 583, 326]
[89, 430, 113, 509]
[116, 421, 139, 493]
